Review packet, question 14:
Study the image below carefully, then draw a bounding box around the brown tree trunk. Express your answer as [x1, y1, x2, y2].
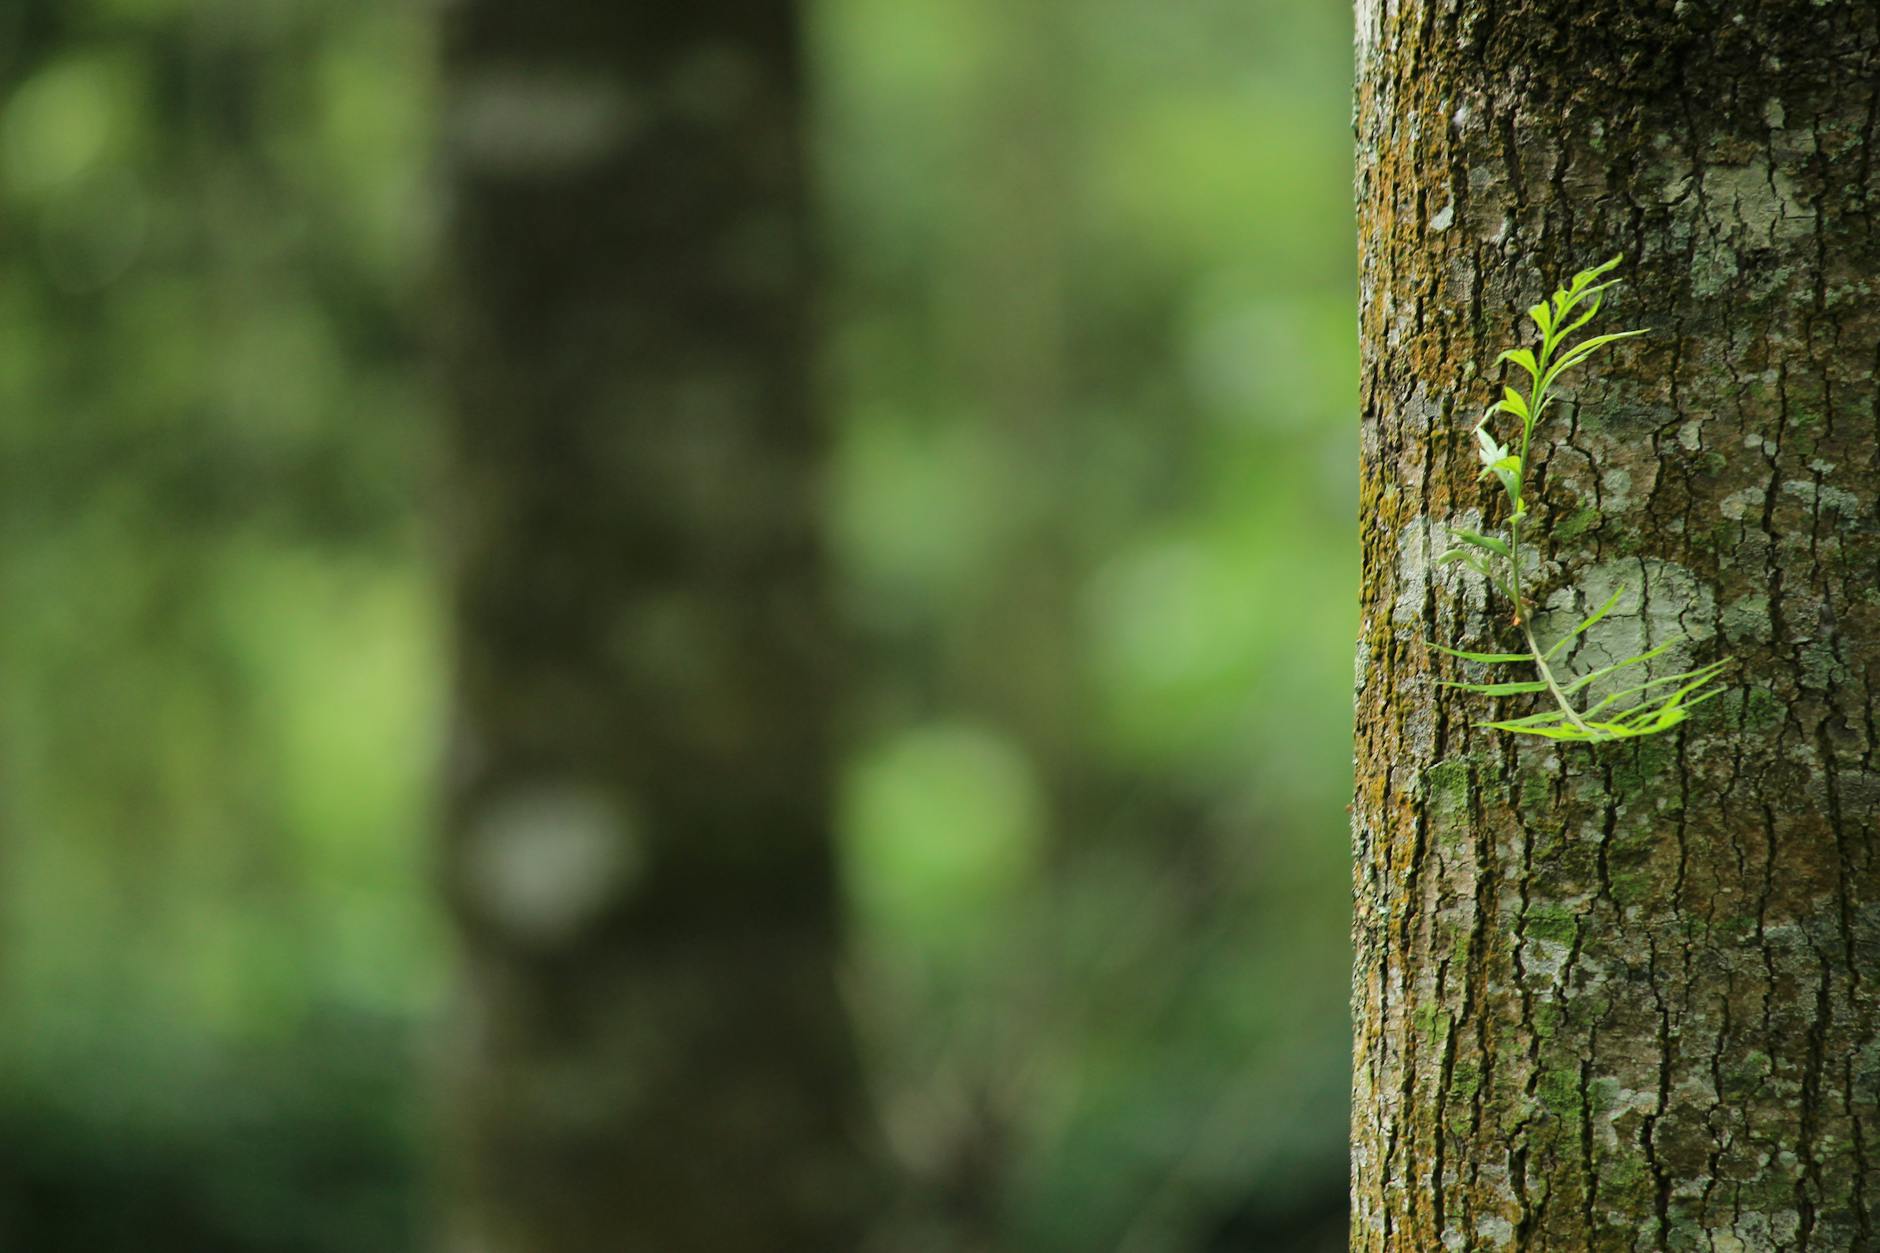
[1353, 3, 1880, 1249]
[435, 4, 876, 1250]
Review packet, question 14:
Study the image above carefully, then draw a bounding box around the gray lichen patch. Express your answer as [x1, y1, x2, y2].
[1719, 487, 1766, 521]
[1721, 593, 1773, 644]
[463, 782, 646, 948]
[1598, 465, 1634, 514]
[448, 69, 643, 177]
[1392, 517, 1436, 627]
[1700, 162, 1811, 246]
[1533, 557, 1719, 706]
[1411, 510, 1498, 620]
[1781, 479, 1865, 528]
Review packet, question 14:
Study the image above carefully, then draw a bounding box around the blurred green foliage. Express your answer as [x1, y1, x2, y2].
[0, 2, 437, 1247]
[818, 0, 1355, 1247]
[0, 0, 1354, 1248]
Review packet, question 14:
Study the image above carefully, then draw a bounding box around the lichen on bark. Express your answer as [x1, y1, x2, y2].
[1353, 2, 1880, 1249]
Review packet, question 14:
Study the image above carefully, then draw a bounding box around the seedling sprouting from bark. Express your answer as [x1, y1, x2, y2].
[1435, 256, 1732, 742]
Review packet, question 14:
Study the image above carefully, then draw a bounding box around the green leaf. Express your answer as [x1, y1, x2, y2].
[1554, 288, 1610, 340]
[1441, 678, 1551, 695]
[1539, 329, 1647, 391]
[1587, 721, 1664, 740]
[1435, 549, 1494, 581]
[1568, 254, 1624, 293]
[1484, 708, 1574, 727]
[1483, 455, 1522, 502]
[1610, 665, 1733, 726]
[1474, 421, 1507, 463]
[1612, 699, 1691, 732]
[1561, 638, 1680, 694]
[1437, 255, 1732, 749]
[1542, 587, 1627, 660]
[1431, 644, 1529, 663]
[1496, 347, 1539, 380]
[1580, 660, 1734, 718]
[1673, 685, 1729, 714]
[1564, 255, 1624, 301]
[1453, 529, 1510, 557]
[1483, 720, 1598, 741]
[1541, 258, 1627, 349]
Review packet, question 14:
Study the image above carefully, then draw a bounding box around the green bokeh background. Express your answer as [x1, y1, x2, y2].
[0, 0, 1356, 1248]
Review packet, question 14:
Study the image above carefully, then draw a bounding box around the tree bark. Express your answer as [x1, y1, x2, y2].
[435, 4, 876, 1250]
[1352, 3, 1880, 1249]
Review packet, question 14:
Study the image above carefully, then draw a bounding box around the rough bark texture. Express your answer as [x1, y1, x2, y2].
[436, 4, 876, 1250]
[1353, 2, 1880, 1249]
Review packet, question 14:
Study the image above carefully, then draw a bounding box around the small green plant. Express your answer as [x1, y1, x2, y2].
[1435, 256, 1731, 743]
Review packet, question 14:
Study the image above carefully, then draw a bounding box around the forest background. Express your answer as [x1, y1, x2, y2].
[0, 1, 1357, 1249]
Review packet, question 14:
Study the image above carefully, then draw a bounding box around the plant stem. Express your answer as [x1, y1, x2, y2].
[1523, 618, 1600, 738]
[1509, 431, 1601, 740]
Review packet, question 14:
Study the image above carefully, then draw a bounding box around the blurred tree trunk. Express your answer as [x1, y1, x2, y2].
[435, 4, 876, 1250]
[1353, 3, 1880, 1249]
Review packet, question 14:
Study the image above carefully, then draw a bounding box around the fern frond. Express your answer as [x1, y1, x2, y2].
[1430, 256, 1734, 744]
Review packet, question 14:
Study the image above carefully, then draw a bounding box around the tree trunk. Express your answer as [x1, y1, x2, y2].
[435, 4, 876, 1250]
[1352, 4, 1880, 1249]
